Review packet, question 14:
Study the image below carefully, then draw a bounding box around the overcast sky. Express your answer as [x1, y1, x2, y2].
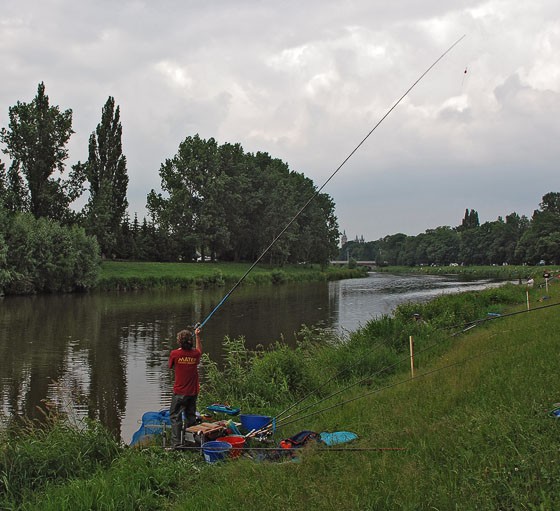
[1, 1, 559, 241]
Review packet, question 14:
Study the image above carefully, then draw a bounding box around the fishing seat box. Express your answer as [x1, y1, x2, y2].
[183, 421, 228, 446]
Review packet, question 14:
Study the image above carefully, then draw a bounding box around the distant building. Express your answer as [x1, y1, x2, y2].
[340, 230, 347, 247]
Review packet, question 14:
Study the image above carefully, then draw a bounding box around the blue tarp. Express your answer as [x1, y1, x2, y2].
[320, 431, 358, 446]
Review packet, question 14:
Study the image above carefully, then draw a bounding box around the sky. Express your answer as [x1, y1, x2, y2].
[1, 0, 559, 242]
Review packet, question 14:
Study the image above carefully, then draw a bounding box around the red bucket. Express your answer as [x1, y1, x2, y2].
[216, 435, 245, 458]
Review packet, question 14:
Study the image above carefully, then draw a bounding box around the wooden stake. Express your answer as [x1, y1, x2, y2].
[526, 288, 530, 310]
[409, 335, 415, 378]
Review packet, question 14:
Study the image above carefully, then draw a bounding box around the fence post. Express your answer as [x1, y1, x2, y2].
[409, 335, 415, 378]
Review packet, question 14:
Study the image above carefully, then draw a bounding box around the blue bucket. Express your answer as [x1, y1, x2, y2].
[202, 441, 232, 463]
[239, 414, 275, 433]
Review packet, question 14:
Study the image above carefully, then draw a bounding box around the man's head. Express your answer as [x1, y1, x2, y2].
[177, 329, 195, 350]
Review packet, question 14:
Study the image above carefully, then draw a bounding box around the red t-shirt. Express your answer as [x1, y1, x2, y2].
[168, 348, 202, 395]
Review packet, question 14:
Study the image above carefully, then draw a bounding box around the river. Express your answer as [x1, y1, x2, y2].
[0, 272, 503, 441]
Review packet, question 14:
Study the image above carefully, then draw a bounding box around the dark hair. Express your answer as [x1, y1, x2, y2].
[177, 329, 194, 350]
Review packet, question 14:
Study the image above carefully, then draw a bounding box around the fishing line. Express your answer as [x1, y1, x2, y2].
[198, 34, 466, 329]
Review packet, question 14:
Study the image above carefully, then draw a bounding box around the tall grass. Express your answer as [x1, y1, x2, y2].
[0, 411, 120, 509]
[0, 410, 196, 511]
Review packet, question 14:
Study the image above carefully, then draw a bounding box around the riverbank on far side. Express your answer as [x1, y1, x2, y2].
[96, 261, 368, 291]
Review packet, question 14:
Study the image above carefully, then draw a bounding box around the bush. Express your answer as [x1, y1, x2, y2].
[2, 212, 100, 294]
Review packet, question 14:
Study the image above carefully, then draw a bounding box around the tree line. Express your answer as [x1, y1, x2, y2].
[0, 83, 340, 293]
[341, 193, 560, 267]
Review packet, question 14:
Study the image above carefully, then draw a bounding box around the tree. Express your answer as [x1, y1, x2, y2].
[2, 211, 99, 294]
[147, 135, 220, 261]
[147, 136, 339, 264]
[216, 142, 252, 261]
[82, 97, 129, 257]
[457, 208, 480, 231]
[0, 159, 26, 213]
[424, 227, 459, 265]
[0, 82, 82, 222]
[288, 175, 339, 266]
[0, 159, 5, 206]
[516, 193, 560, 264]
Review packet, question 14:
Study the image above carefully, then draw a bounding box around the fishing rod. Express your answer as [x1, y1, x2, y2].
[275, 345, 501, 430]
[258, 298, 549, 434]
[171, 445, 406, 452]
[253, 316, 461, 435]
[250, 295, 559, 437]
[272, 327, 456, 429]
[199, 34, 466, 329]
[274, 300, 560, 431]
[271, 329, 390, 424]
[442, 300, 560, 334]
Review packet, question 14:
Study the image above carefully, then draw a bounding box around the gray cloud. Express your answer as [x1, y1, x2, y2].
[1, 0, 559, 241]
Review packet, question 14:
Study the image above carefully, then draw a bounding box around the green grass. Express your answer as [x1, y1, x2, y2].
[96, 261, 367, 290]
[377, 264, 560, 281]
[2, 281, 559, 510]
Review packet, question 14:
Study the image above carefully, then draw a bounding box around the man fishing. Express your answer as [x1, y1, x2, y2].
[168, 325, 202, 449]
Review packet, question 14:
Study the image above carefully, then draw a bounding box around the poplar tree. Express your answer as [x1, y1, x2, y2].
[83, 97, 129, 257]
[0, 82, 80, 221]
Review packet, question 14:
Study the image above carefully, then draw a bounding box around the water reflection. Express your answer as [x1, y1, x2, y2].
[0, 272, 501, 441]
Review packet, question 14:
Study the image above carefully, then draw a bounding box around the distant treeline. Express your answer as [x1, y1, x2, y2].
[340, 192, 560, 266]
[0, 83, 339, 294]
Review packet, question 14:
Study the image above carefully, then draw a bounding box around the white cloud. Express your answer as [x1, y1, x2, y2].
[155, 61, 194, 90]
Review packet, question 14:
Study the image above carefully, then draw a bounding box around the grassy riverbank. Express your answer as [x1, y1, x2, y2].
[375, 264, 560, 281]
[2, 281, 559, 509]
[96, 261, 367, 290]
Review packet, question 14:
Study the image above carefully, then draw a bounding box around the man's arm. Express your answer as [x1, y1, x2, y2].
[195, 327, 202, 353]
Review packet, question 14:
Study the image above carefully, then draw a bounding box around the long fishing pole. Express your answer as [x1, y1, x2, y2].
[250, 296, 559, 437]
[271, 328, 390, 424]
[172, 445, 406, 452]
[199, 35, 466, 329]
[273, 327, 452, 429]
[276, 345, 501, 430]
[254, 311, 462, 434]
[443, 300, 560, 334]
[275, 300, 560, 431]
[260, 297, 554, 434]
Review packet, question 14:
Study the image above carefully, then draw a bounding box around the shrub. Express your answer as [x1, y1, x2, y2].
[2, 212, 100, 294]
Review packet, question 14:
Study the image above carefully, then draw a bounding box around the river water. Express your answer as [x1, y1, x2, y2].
[0, 272, 502, 441]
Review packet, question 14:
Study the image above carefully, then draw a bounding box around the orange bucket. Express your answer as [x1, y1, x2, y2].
[216, 435, 245, 458]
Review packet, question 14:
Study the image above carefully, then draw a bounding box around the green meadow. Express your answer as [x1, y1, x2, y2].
[377, 264, 560, 282]
[96, 261, 367, 290]
[1, 280, 559, 510]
